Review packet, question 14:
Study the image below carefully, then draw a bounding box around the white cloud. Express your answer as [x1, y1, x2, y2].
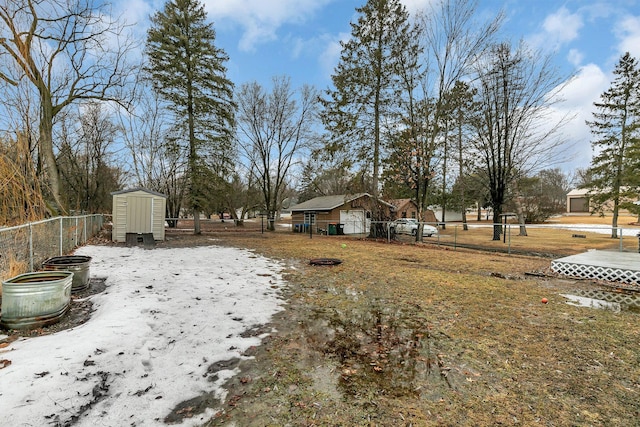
[542, 6, 583, 46]
[202, 0, 336, 52]
[561, 63, 609, 108]
[550, 63, 610, 171]
[579, 2, 615, 22]
[290, 37, 306, 60]
[400, 0, 435, 15]
[318, 31, 350, 82]
[614, 14, 640, 58]
[567, 48, 584, 67]
[108, 0, 157, 61]
[114, 0, 154, 27]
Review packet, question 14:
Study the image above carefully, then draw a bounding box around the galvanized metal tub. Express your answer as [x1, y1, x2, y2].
[42, 255, 92, 292]
[0, 271, 73, 330]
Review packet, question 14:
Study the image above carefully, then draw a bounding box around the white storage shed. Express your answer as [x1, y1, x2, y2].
[111, 188, 167, 242]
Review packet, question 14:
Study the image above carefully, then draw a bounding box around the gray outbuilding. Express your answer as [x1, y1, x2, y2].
[111, 188, 167, 242]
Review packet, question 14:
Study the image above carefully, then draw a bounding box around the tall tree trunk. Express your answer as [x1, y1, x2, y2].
[457, 116, 467, 231]
[415, 175, 430, 242]
[268, 205, 276, 231]
[515, 200, 527, 236]
[492, 201, 502, 241]
[40, 99, 65, 214]
[612, 197, 619, 239]
[187, 82, 201, 235]
[440, 125, 448, 230]
[461, 199, 468, 231]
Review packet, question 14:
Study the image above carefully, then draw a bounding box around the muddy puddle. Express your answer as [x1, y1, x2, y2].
[562, 289, 640, 312]
[305, 299, 467, 402]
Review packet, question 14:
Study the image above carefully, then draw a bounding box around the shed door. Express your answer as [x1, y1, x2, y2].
[569, 197, 588, 213]
[340, 210, 366, 234]
[126, 196, 153, 233]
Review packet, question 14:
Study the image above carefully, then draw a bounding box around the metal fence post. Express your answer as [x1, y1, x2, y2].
[59, 217, 63, 256]
[29, 222, 34, 272]
[454, 225, 457, 250]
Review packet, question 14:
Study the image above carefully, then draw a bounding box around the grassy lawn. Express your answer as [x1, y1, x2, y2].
[194, 219, 640, 426]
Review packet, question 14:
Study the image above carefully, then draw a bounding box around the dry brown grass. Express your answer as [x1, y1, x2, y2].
[0, 255, 29, 295]
[7, 255, 28, 279]
[551, 213, 639, 225]
[0, 133, 47, 226]
[195, 228, 640, 426]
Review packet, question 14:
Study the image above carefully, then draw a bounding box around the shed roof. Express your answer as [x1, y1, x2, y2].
[290, 193, 394, 212]
[567, 188, 590, 197]
[111, 187, 167, 198]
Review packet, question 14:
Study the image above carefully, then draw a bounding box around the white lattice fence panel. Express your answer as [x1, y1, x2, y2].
[551, 261, 640, 285]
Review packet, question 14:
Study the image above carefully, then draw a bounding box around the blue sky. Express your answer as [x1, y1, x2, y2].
[115, 0, 640, 173]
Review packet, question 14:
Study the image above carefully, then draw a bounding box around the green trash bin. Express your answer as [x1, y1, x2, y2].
[328, 223, 337, 235]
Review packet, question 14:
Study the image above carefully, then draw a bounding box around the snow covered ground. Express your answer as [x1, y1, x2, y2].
[0, 244, 286, 426]
[469, 222, 640, 236]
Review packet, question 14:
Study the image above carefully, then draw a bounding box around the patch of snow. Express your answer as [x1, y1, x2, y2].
[469, 223, 639, 236]
[0, 245, 285, 426]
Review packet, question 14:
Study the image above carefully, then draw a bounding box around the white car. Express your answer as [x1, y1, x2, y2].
[391, 218, 438, 237]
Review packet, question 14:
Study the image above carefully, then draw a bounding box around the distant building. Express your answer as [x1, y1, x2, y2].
[290, 193, 394, 235]
[387, 199, 438, 223]
[566, 188, 637, 214]
[566, 188, 590, 213]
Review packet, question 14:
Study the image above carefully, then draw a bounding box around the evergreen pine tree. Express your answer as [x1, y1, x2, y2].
[320, 0, 414, 204]
[146, 0, 235, 234]
[587, 52, 640, 238]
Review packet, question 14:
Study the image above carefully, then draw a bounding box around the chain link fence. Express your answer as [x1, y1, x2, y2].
[287, 218, 640, 255]
[0, 215, 104, 281]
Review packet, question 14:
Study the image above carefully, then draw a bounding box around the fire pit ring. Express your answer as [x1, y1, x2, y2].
[309, 258, 343, 266]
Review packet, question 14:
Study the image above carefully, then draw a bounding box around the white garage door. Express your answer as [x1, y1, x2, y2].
[339, 210, 368, 234]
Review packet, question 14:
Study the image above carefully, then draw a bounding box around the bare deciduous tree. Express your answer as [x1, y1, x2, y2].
[471, 42, 571, 240]
[385, 0, 501, 239]
[419, 0, 502, 230]
[236, 76, 318, 231]
[0, 0, 137, 213]
[117, 78, 188, 226]
[56, 102, 123, 213]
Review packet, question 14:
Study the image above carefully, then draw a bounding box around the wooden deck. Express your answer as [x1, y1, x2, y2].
[551, 250, 640, 287]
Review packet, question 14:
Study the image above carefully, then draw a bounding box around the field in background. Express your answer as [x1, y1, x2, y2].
[173, 214, 640, 257]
